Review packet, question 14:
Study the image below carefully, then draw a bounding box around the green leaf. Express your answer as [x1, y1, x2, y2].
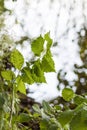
[49, 124, 58, 130]
[40, 118, 58, 130]
[40, 119, 49, 130]
[22, 67, 34, 84]
[33, 104, 41, 114]
[10, 49, 24, 70]
[62, 88, 74, 101]
[32, 60, 46, 83]
[31, 36, 44, 56]
[44, 32, 53, 50]
[74, 103, 85, 114]
[42, 100, 52, 114]
[16, 113, 32, 123]
[70, 109, 87, 130]
[1, 70, 15, 81]
[41, 50, 55, 72]
[58, 110, 74, 127]
[74, 95, 87, 105]
[16, 76, 26, 94]
[49, 118, 59, 130]
[54, 105, 62, 111]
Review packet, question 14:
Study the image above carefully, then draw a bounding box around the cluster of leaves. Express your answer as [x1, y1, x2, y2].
[1, 32, 87, 130]
[48, 28, 87, 130]
[1, 1, 87, 130]
[0, 33, 56, 130]
[33, 88, 87, 130]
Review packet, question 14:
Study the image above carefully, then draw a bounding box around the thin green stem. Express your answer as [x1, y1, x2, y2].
[9, 85, 15, 129]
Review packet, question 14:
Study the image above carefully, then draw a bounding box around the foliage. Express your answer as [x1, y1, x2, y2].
[0, 0, 87, 130]
[33, 90, 87, 130]
[0, 32, 55, 130]
[1, 32, 87, 130]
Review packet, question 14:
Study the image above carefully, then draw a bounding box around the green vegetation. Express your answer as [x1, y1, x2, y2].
[0, 0, 87, 130]
[0, 32, 55, 129]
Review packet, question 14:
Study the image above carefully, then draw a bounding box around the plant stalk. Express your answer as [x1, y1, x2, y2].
[9, 85, 15, 129]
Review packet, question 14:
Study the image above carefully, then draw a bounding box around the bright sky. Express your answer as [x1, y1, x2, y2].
[5, 0, 87, 103]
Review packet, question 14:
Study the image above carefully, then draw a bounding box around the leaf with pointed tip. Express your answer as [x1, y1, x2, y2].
[10, 49, 24, 70]
[22, 67, 34, 84]
[44, 32, 53, 50]
[32, 60, 46, 83]
[1, 70, 15, 81]
[16, 76, 26, 94]
[33, 104, 41, 114]
[31, 36, 44, 56]
[41, 50, 55, 72]
[42, 100, 52, 114]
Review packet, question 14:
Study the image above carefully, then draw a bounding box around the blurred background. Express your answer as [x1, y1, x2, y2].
[0, 0, 87, 103]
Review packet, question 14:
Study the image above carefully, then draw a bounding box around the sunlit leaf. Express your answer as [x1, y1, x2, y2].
[31, 36, 44, 56]
[10, 49, 24, 70]
[32, 60, 46, 83]
[22, 67, 34, 84]
[62, 88, 74, 101]
[1, 70, 15, 81]
[41, 50, 55, 72]
[44, 32, 53, 50]
[16, 76, 26, 94]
